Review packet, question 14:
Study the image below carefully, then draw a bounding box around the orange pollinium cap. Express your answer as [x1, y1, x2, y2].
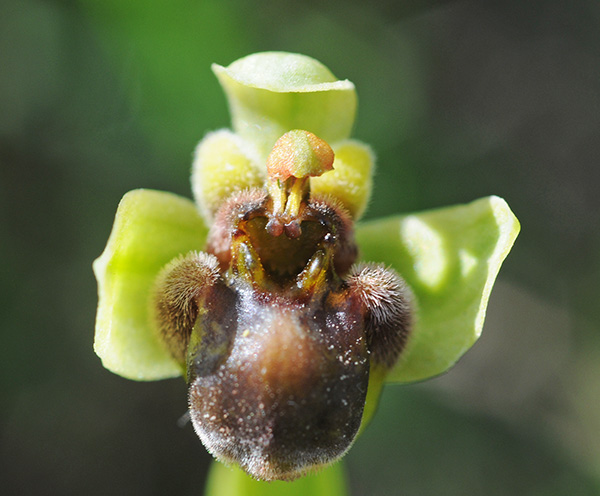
[266, 130, 334, 181]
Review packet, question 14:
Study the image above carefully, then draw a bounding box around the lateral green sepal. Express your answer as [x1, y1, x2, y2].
[93, 189, 208, 380]
[356, 196, 520, 383]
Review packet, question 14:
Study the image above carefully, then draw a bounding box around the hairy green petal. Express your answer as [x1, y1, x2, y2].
[93, 189, 208, 380]
[206, 461, 348, 496]
[312, 140, 374, 219]
[356, 196, 520, 383]
[191, 129, 264, 222]
[213, 52, 356, 158]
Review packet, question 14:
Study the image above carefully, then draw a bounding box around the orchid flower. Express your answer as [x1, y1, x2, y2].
[93, 52, 519, 495]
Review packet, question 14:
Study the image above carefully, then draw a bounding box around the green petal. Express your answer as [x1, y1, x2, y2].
[213, 52, 357, 158]
[312, 140, 374, 220]
[205, 461, 348, 496]
[356, 196, 520, 383]
[191, 129, 264, 222]
[93, 189, 208, 380]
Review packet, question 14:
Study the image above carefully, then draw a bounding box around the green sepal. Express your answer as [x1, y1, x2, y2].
[213, 52, 357, 158]
[205, 460, 348, 496]
[356, 196, 520, 383]
[93, 189, 208, 380]
[357, 365, 387, 434]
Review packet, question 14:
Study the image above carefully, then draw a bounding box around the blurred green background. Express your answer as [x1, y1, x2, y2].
[1, 0, 599, 494]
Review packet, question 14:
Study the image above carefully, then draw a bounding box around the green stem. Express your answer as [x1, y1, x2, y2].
[205, 460, 349, 496]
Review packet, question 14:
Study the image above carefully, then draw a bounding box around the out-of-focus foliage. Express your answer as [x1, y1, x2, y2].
[1, 0, 600, 495]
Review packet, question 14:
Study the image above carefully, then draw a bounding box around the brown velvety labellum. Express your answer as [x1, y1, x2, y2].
[188, 285, 369, 481]
[152, 131, 412, 482]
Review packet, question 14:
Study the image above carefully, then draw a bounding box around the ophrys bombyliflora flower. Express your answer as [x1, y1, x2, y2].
[93, 52, 519, 484]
